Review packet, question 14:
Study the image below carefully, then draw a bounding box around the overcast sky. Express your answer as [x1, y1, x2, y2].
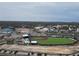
[0, 2, 79, 22]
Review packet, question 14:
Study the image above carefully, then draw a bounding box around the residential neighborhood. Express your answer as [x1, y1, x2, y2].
[0, 2, 79, 56]
[0, 21, 79, 56]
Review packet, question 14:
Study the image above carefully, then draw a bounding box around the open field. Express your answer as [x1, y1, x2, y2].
[32, 37, 76, 45]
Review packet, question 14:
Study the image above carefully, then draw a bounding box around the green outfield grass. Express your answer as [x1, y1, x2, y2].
[32, 37, 76, 45]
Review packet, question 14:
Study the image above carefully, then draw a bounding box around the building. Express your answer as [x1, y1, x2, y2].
[77, 28, 79, 32]
[38, 28, 49, 32]
[15, 28, 30, 34]
[22, 33, 38, 45]
[0, 27, 15, 34]
[34, 26, 43, 30]
[22, 34, 31, 44]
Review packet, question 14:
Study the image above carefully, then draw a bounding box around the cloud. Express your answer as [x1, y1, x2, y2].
[0, 2, 79, 22]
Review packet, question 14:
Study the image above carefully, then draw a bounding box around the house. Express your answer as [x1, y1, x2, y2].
[39, 28, 49, 32]
[59, 29, 68, 33]
[34, 26, 43, 30]
[31, 32, 47, 36]
[77, 28, 79, 32]
[15, 28, 30, 34]
[48, 28, 57, 32]
[56, 25, 62, 29]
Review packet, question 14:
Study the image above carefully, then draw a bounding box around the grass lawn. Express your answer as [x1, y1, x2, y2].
[32, 37, 76, 45]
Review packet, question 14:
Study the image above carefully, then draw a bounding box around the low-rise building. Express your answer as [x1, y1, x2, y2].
[77, 28, 79, 32]
[0, 27, 15, 34]
[15, 28, 30, 34]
